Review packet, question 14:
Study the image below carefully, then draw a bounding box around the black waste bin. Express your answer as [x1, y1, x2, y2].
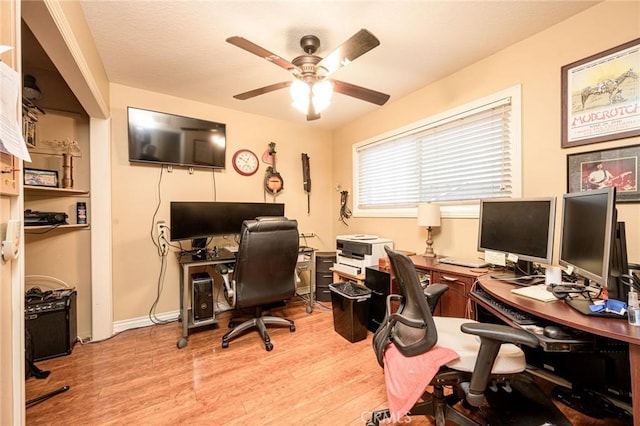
[329, 282, 372, 343]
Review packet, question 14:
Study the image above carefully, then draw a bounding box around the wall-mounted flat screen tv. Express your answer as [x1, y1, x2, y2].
[127, 107, 226, 170]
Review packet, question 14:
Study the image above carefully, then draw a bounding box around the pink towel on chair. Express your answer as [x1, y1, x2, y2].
[383, 344, 460, 420]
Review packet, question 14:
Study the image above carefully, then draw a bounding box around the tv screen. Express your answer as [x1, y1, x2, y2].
[478, 197, 556, 276]
[169, 201, 285, 242]
[559, 188, 616, 286]
[128, 107, 226, 169]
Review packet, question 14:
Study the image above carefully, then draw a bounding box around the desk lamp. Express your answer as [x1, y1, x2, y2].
[417, 203, 441, 258]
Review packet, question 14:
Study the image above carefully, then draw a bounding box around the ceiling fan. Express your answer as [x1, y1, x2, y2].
[226, 29, 390, 121]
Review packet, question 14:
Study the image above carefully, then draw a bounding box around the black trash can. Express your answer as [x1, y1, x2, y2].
[329, 282, 372, 343]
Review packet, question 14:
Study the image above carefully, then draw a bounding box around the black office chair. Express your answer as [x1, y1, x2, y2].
[216, 216, 299, 351]
[368, 246, 541, 426]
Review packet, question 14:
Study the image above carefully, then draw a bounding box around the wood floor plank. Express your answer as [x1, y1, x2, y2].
[25, 302, 632, 425]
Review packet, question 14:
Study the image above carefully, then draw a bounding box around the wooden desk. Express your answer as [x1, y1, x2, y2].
[475, 277, 640, 422]
[411, 255, 485, 318]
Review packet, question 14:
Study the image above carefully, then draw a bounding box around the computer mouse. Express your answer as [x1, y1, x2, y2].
[543, 325, 572, 340]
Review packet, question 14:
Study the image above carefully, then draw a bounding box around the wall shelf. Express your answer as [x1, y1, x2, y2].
[24, 185, 89, 196]
[24, 224, 90, 232]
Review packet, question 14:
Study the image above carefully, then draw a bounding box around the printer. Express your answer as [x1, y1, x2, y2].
[334, 234, 393, 276]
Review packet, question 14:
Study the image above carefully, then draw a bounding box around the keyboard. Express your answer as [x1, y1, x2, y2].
[470, 287, 538, 325]
[439, 257, 489, 268]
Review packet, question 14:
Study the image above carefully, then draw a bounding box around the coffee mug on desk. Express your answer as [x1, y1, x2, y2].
[545, 266, 562, 286]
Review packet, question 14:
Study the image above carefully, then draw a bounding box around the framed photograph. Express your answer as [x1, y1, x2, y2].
[567, 144, 639, 202]
[24, 168, 58, 188]
[561, 38, 640, 148]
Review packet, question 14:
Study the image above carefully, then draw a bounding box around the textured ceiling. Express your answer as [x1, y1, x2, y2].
[77, 1, 600, 129]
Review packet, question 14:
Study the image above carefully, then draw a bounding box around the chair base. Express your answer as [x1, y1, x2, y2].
[369, 373, 571, 426]
[221, 309, 295, 351]
[367, 384, 480, 426]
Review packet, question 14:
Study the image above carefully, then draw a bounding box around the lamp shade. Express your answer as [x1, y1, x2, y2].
[417, 203, 441, 227]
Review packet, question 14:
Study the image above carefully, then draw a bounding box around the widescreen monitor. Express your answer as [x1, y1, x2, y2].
[559, 187, 616, 287]
[478, 197, 556, 279]
[170, 202, 285, 244]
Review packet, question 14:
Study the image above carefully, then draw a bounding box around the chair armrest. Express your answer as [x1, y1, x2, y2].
[390, 312, 427, 329]
[386, 294, 427, 327]
[460, 322, 539, 348]
[424, 283, 448, 299]
[423, 283, 448, 313]
[214, 264, 236, 306]
[460, 322, 539, 407]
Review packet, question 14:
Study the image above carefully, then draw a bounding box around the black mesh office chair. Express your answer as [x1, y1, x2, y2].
[216, 217, 299, 351]
[368, 247, 541, 426]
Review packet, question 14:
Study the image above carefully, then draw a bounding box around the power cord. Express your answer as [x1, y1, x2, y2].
[148, 253, 172, 324]
[339, 190, 352, 225]
[150, 166, 165, 256]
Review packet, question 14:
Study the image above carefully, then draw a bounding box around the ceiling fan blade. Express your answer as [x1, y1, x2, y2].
[226, 36, 298, 72]
[233, 81, 292, 100]
[316, 29, 381, 77]
[332, 80, 390, 106]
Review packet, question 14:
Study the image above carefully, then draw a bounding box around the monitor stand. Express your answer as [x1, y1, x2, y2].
[491, 260, 543, 286]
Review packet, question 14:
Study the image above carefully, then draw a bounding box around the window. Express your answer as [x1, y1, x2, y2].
[353, 86, 521, 218]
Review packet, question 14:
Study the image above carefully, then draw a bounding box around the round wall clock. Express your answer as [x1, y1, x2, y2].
[232, 149, 259, 176]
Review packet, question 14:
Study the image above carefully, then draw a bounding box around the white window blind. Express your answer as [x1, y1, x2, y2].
[355, 87, 520, 216]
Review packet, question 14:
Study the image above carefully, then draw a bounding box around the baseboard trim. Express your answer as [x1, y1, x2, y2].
[112, 310, 180, 333]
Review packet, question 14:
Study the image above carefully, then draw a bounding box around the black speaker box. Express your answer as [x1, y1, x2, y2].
[192, 272, 214, 321]
[25, 290, 77, 362]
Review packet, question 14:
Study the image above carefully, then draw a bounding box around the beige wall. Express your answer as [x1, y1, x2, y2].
[109, 84, 334, 321]
[332, 0, 640, 264]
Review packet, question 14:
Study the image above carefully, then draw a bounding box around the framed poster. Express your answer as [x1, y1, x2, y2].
[567, 144, 639, 203]
[561, 38, 640, 148]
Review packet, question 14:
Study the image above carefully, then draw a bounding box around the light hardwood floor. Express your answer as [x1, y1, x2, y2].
[25, 299, 631, 425]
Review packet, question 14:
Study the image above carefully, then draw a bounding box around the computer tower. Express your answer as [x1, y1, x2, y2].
[192, 272, 214, 321]
[25, 290, 77, 362]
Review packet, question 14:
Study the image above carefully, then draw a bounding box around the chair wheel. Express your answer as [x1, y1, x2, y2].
[290, 324, 296, 332]
[305, 306, 312, 314]
[176, 338, 188, 349]
[265, 342, 273, 351]
[222, 340, 229, 349]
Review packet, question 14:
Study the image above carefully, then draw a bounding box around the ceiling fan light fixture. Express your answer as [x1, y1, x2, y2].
[290, 80, 311, 113]
[312, 80, 333, 113]
[290, 79, 333, 115]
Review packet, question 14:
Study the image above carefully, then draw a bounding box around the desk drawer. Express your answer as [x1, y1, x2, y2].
[315, 252, 336, 273]
[431, 271, 474, 318]
[316, 272, 334, 284]
[316, 283, 332, 302]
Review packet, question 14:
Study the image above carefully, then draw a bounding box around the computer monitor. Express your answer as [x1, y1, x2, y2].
[170, 202, 285, 255]
[478, 197, 556, 281]
[558, 187, 616, 287]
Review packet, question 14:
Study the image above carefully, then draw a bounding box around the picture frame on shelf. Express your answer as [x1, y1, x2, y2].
[24, 168, 58, 188]
[561, 38, 640, 148]
[567, 144, 639, 203]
